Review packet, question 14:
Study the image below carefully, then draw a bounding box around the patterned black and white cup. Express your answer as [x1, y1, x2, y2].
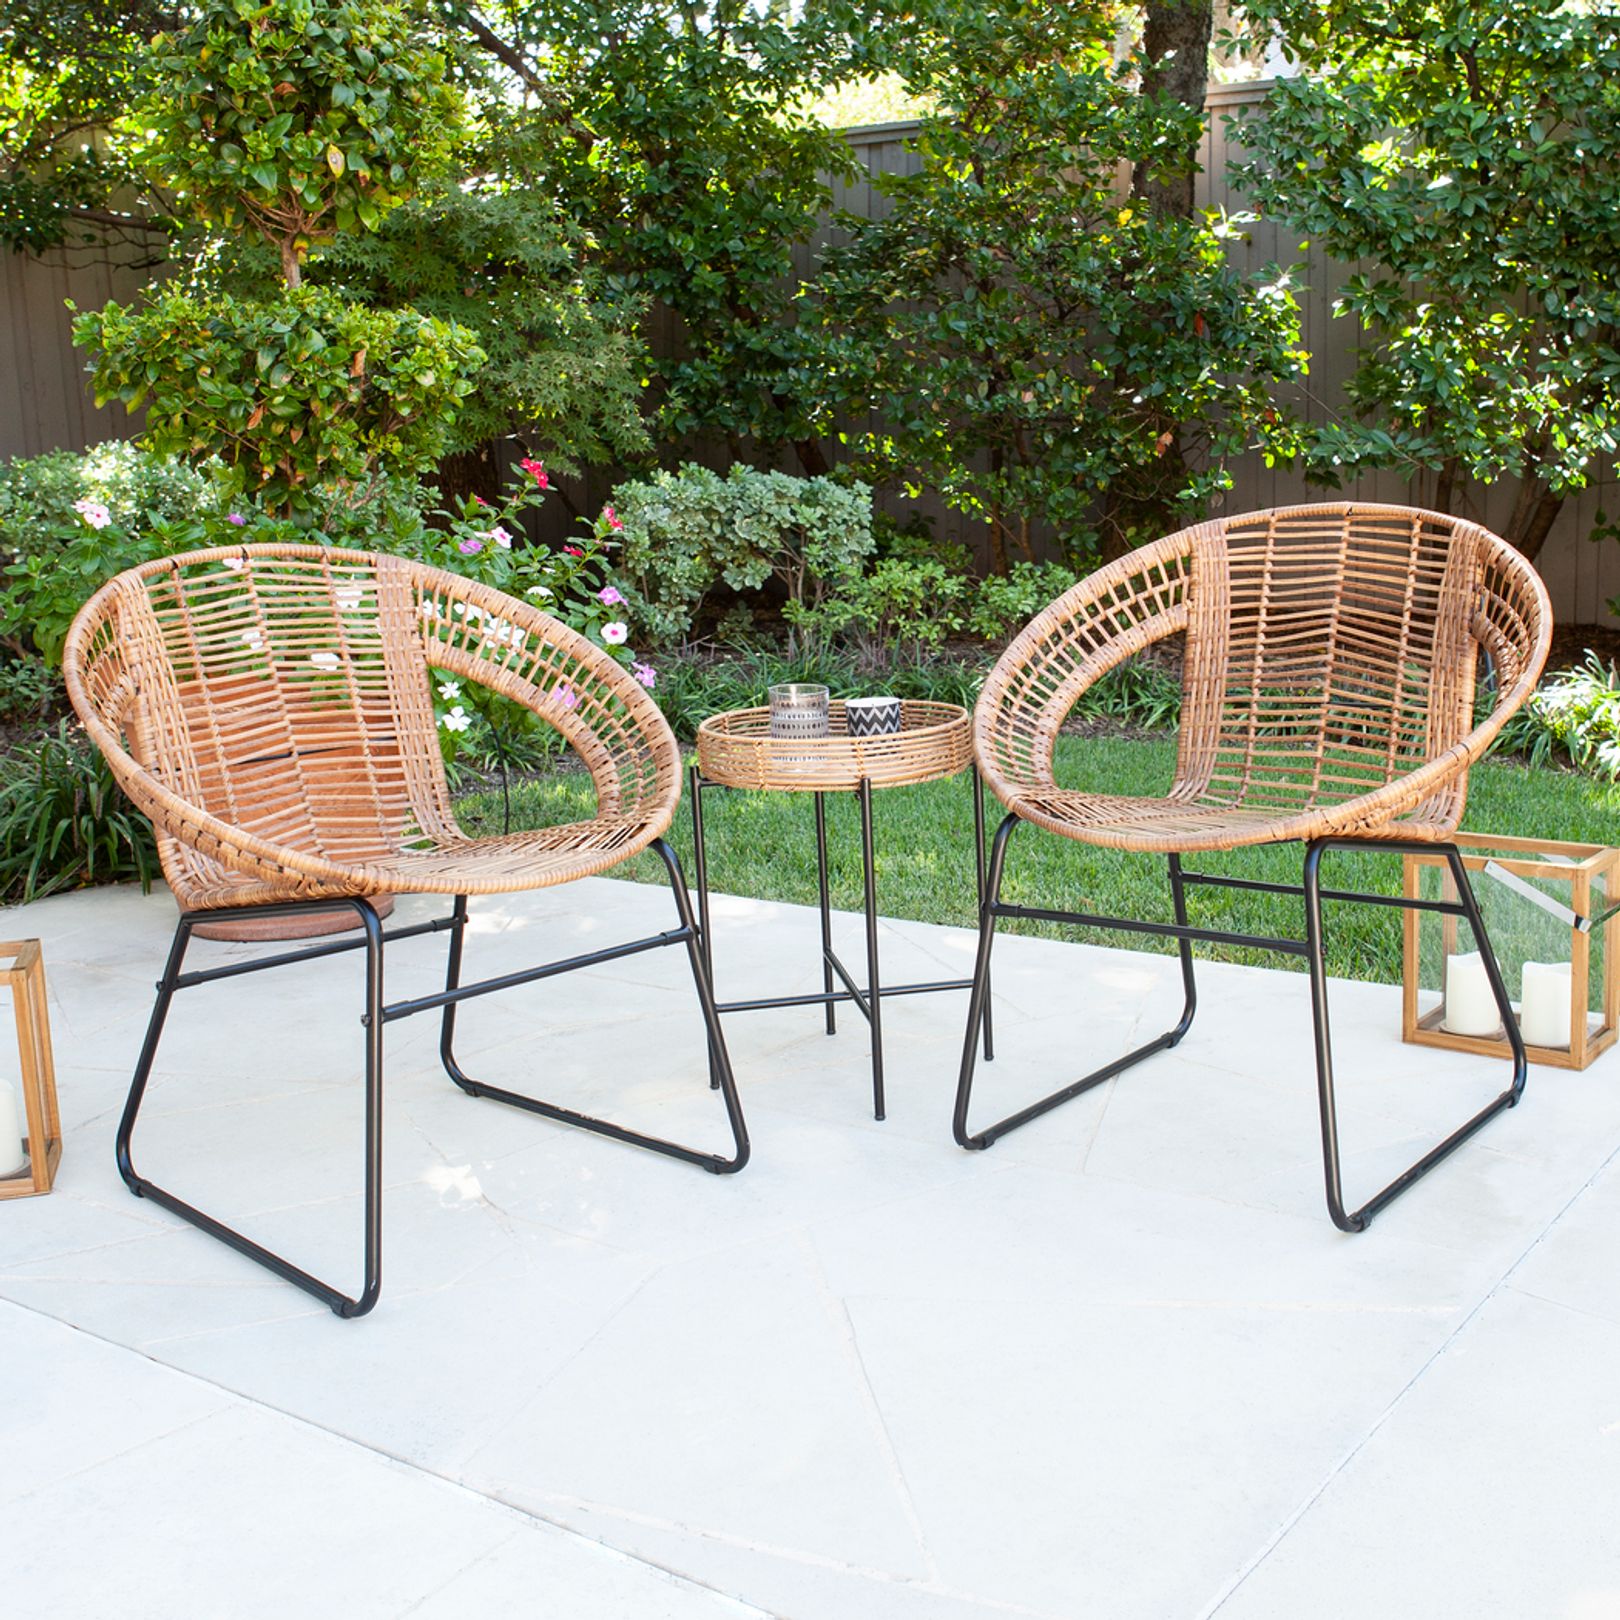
[845, 695, 903, 737]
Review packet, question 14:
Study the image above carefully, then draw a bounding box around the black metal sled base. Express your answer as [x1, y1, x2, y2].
[117, 840, 749, 1319]
[952, 820, 1527, 1232]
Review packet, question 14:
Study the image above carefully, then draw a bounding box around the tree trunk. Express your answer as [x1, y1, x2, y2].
[1501, 448, 1564, 563]
[1132, 1, 1215, 218]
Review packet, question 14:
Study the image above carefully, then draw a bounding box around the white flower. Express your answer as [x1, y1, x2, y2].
[440, 705, 472, 733]
[222, 557, 245, 572]
[73, 498, 111, 530]
[601, 621, 628, 645]
[526, 585, 554, 600]
[335, 585, 363, 612]
[241, 629, 264, 651]
[417, 601, 440, 621]
[310, 651, 340, 670]
[489, 526, 513, 549]
[437, 680, 462, 700]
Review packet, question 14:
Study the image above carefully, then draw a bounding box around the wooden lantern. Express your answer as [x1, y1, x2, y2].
[1403, 835, 1620, 1071]
[0, 939, 61, 1198]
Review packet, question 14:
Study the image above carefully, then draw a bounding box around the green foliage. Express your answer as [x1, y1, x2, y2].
[75, 283, 485, 519]
[134, 0, 460, 282]
[1231, 0, 1620, 555]
[0, 720, 159, 902]
[811, 0, 1307, 570]
[611, 465, 876, 647]
[315, 184, 650, 469]
[0, 656, 62, 723]
[808, 557, 968, 659]
[505, 0, 856, 459]
[0, 0, 170, 251]
[0, 443, 223, 663]
[967, 560, 1080, 643]
[1495, 652, 1620, 780]
[1071, 658, 1183, 732]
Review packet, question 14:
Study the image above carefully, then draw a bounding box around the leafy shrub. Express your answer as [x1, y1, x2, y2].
[1495, 653, 1620, 778]
[612, 465, 875, 647]
[0, 443, 215, 564]
[0, 722, 159, 902]
[807, 557, 968, 661]
[0, 656, 63, 724]
[76, 285, 485, 520]
[133, 0, 461, 286]
[968, 561, 1080, 643]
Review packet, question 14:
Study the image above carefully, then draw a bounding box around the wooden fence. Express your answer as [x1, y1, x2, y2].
[5, 82, 1618, 625]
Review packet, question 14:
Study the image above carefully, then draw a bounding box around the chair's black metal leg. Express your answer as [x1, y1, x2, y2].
[1303, 839, 1526, 1233]
[655, 838, 751, 1173]
[953, 813, 1015, 1147]
[439, 841, 751, 1175]
[972, 766, 994, 1062]
[955, 816, 1205, 1150]
[1167, 853, 1198, 1045]
[858, 776, 885, 1120]
[690, 764, 721, 1089]
[117, 897, 386, 1318]
[815, 790, 837, 1036]
[440, 893, 475, 1093]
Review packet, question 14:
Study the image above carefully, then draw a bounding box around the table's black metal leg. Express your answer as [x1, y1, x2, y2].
[857, 776, 885, 1120]
[972, 766, 994, 1062]
[689, 763, 720, 1089]
[815, 791, 837, 1035]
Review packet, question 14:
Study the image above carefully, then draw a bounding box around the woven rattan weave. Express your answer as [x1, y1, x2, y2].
[975, 503, 1550, 852]
[697, 700, 971, 794]
[64, 544, 680, 909]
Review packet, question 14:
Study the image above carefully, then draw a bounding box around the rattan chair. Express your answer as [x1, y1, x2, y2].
[64, 544, 749, 1318]
[955, 503, 1552, 1230]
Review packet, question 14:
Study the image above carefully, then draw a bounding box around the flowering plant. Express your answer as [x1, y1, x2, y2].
[408, 468, 655, 766]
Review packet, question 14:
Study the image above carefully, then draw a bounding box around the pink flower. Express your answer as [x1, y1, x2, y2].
[73, 498, 111, 530]
[564, 546, 583, 558]
[458, 536, 484, 556]
[554, 683, 579, 710]
[632, 662, 657, 689]
[472, 495, 489, 509]
[520, 458, 549, 490]
[601, 621, 628, 645]
[602, 504, 623, 531]
[598, 585, 625, 606]
[226, 511, 247, 526]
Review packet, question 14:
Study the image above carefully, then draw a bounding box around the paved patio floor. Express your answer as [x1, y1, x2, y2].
[3, 875, 1619, 1618]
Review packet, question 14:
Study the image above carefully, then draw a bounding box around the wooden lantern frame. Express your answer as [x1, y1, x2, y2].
[1403, 834, 1620, 1071]
[0, 938, 61, 1198]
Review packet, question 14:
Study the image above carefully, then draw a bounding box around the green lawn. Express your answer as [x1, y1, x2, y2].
[455, 735, 1620, 985]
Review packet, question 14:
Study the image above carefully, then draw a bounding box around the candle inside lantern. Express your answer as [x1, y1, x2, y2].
[1443, 951, 1499, 1037]
[0, 1079, 27, 1177]
[1519, 960, 1573, 1049]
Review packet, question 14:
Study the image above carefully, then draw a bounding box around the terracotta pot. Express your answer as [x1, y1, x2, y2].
[191, 893, 396, 942]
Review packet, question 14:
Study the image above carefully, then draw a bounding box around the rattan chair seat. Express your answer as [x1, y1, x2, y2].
[976, 504, 1551, 850]
[65, 545, 680, 909]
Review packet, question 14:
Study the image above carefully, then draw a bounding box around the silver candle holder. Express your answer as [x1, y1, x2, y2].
[768, 683, 830, 740]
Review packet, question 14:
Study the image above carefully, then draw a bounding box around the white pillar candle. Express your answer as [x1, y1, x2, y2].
[1519, 961, 1573, 1049]
[0, 1080, 27, 1177]
[1443, 951, 1499, 1037]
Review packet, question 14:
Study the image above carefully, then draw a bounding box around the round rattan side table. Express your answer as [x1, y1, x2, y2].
[692, 701, 991, 1119]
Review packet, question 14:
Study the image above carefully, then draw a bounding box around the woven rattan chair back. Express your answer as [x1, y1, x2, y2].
[65, 545, 678, 906]
[978, 504, 1550, 847]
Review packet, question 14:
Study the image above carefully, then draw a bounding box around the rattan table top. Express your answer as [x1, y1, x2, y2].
[695, 700, 972, 793]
